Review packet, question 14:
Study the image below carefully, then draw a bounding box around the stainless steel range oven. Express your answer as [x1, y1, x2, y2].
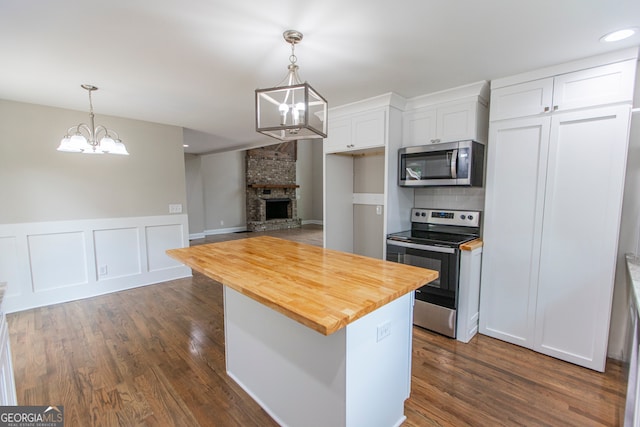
[386, 208, 481, 338]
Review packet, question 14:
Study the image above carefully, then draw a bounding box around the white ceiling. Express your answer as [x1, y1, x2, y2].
[1, 0, 639, 154]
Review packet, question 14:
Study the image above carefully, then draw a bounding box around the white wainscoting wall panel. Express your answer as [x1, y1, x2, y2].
[146, 224, 185, 272]
[28, 231, 88, 292]
[0, 214, 191, 313]
[0, 238, 20, 300]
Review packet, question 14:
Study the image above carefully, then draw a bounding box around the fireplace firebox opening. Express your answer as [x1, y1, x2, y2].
[265, 198, 291, 220]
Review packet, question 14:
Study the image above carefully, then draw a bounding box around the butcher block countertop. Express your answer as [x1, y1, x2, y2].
[460, 239, 483, 251]
[167, 236, 438, 335]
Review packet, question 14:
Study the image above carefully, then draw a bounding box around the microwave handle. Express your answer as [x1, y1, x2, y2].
[450, 149, 458, 179]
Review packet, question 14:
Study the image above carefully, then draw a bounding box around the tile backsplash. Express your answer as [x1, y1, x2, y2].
[414, 187, 485, 212]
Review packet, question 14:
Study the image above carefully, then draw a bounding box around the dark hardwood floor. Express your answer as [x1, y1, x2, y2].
[8, 224, 626, 426]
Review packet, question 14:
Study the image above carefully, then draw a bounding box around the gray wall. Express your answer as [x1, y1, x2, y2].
[184, 153, 205, 235]
[185, 140, 324, 237]
[0, 99, 187, 224]
[296, 140, 324, 223]
[311, 140, 324, 220]
[353, 154, 384, 259]
[202, 150, 246, 232]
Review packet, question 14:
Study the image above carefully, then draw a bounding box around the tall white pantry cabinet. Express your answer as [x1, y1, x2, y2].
[479, 48, 638, 371]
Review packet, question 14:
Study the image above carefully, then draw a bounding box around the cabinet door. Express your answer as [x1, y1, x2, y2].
[534, 105, 630, 372]
[552, 60, 636, 112]
[437, 101, 476, 143]
[479, 116, 551, 347]
[352, 110, 385, 150]
[489, 78, 554, 121]
[325, 110, 386, 153]
[402, 108, 437, 147]
[324, 118, 351, 153]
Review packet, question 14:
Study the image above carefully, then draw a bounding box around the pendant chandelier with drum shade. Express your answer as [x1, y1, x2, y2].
[255, 30, 328, 141]
[57, 84, 129, 155]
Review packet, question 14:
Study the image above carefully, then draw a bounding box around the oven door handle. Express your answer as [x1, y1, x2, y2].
[450, 149, 458, 179]
[386, 239, 456, 254]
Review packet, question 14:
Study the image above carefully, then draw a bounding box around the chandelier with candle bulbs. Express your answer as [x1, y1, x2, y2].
[255, 30, 328, 141]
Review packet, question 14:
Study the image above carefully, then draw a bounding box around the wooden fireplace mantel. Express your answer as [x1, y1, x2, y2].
[248, 184, 300, 189]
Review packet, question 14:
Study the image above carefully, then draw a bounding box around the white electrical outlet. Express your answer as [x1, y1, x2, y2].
[98, 265, 108, 276]
[377, 321, 391, 342]
[169, 204, 182, 214]
[376, 205, 382, 215]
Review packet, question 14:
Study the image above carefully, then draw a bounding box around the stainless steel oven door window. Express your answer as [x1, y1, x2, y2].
[386, 240, 458, 292]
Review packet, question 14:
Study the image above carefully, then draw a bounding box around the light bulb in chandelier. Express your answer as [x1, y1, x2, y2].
[57, 84, 129, 155]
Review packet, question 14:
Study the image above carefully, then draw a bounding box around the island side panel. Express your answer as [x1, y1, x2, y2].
[224, 286, 415, 427]
[345, 292, 413, 427]
[224, 286, 347, 427]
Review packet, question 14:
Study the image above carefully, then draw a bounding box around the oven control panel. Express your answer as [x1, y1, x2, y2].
[411, 208, 481, 227]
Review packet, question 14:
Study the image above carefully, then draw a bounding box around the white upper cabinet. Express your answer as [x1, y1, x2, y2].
[490, 59, 636, 121]
[402, 82, 490, 147]
[488, 78, 554, 121]
[403, 107, 437, 145]
[553, 60, 636, 110]
[324, 109, 386, 154]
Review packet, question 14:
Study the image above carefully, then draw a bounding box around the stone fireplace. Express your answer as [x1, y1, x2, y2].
[245, 142, 302, 232]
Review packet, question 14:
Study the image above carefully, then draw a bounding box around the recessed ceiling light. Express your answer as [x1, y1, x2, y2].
[600, 28, 637, 42]
[183, 144, 189, 148]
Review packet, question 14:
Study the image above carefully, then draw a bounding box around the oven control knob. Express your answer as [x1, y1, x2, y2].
[460, 215, 466, 220]
[415, 211, 420, 217]
[421, 212, 426, 217]
[468, 215, 474, 220]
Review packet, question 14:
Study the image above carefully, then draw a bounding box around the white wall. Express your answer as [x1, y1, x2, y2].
[0, 215, 190, 313]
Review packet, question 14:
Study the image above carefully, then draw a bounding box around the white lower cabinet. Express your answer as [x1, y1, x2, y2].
[457, 244, 483, 343]
[480, 105, 631, 371]
[0, 310, 16, 405]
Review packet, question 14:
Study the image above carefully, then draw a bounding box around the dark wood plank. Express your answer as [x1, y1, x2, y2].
[7, 224, 626, 426]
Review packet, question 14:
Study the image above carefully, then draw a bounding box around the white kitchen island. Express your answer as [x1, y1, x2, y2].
[167, 236, 438, 427]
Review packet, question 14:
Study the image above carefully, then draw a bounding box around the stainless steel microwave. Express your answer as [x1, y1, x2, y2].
[398, 140, 485, 187]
